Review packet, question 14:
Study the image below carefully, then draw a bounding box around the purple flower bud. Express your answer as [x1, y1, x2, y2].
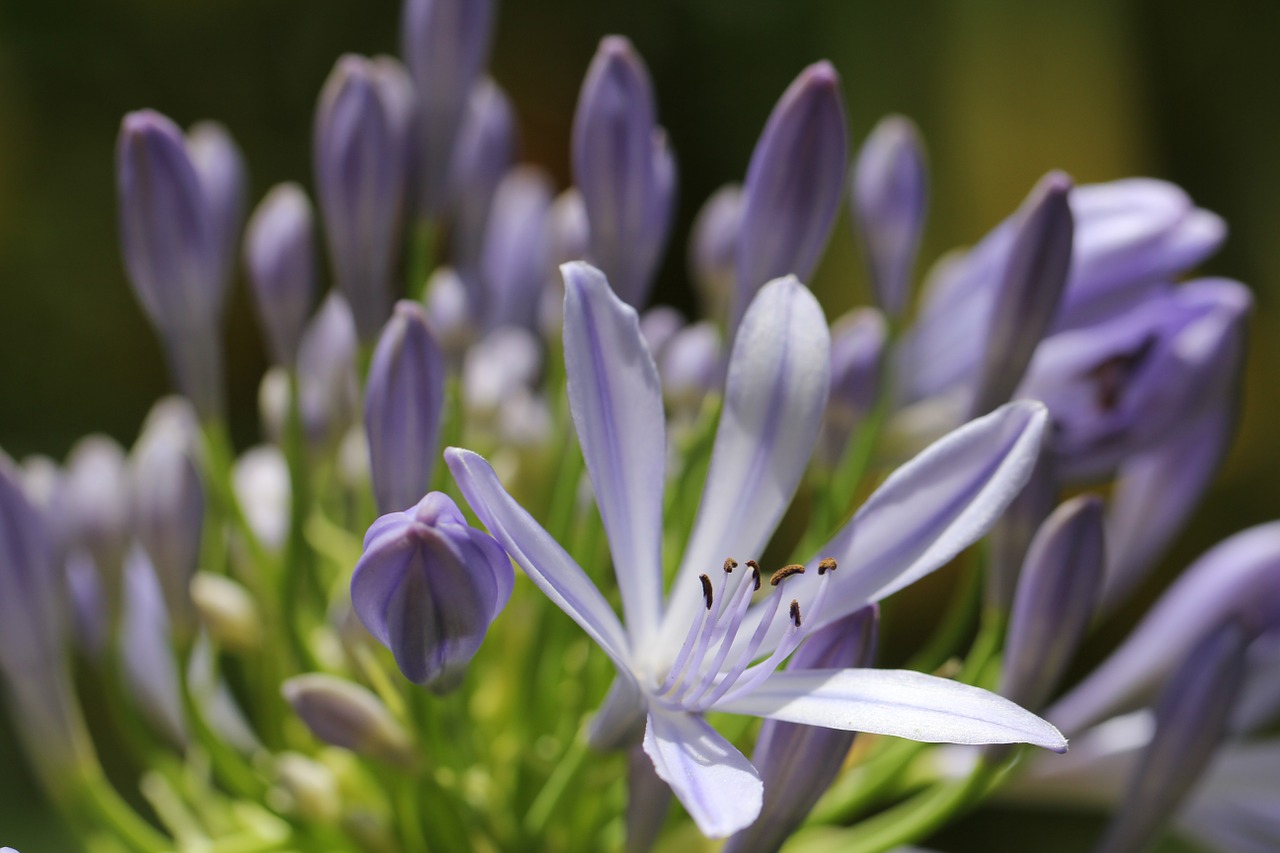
[448, 79, 518, 288]
[62, 435, 130, 598]
[480, 167, 554, 331]
[572, 36, 676, 309]
[689, 184, 743, 325]
[638, 305, 685, 364]
[970, 172, 1075, 417]
[1001, 495, 1104, 712]
[1049, 522, 1280, 737]
[1094, 621, 1247, 853]
[548, 187, 590, 269]
[314, 55, 416, 341]
[732, 62, 848, 335]
[297, 293, 360, 450]
[233, 446, 291, 552]
[65, 550, 107, 660]
[724, 607, 878, 853]
[852, 115, 928, 319]
[282, 673, 415, 764]
[818, 308, 887, 465]
[400, 0, 494, 217]
[658, 321, 722, 416]
[350, 492, 513, 691]
[422, 265, 475, 356]
[244, 183, 318, 367]
[627, 743, 672, 853]
[0, 461, 64, 674]
[117, 110, 243, 419]
[120, 546, 187, 746]
[365, 302, 446, 514]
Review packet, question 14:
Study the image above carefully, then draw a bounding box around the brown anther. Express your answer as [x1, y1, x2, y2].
[770, 564, 807, 586]
[789, 599, 802, 627]
[723, 557, 739, 573]
[818, 557, 838, 575]
[700, 574, 714, 610]
[746, 560, 762, 591]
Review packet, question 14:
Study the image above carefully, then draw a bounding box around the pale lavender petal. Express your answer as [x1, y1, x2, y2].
[562, 262, 666, 647]
[642, 706, 763, 838]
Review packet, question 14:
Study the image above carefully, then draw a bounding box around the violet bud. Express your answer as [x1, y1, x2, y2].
[64, 551, 107, 661]
[572, 36, 675, 309]
[244, 183, 318, 367]
[986, 448, 1059, 611]
[480, 167, 554, 331]
[638, 305, 685, 364]
[852, 115, 928, 319]
[350, 491, 513, 691]
[689, 184, 743, 326]
[282, 673, 415, 765]
[724, 607, 878, 853]
[0, 461, 64, 673]
[233, 446, 291, 553]
[1001, 496, 1105, 712]
[1094, 621, 1247, 853]
[422, 265, 476, 356]
[818, 308, 887, 466]
[732, 62, 848, 336]
[658, 321, 722, 416]
[296, 293, 360, 451]
[186, 121, 247, 287]
[62, 435, 130, 598]
[365, 302, 447, 514]
[19, 455, 66, 559]
[120, 546, 187, 746]
[400, 0, 495, 217]
[448, 78, 518, 288]
[548, 187, 590, 269]
[970, 172, 1075, 417]
[314, 55, 416, 341]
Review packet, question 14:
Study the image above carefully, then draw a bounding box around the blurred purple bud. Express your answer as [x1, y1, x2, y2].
[314, 55, 416, 341]
[244, 183, 318, 367]
[1049, 522, 1280, 737]
[422, 265, 475, 356]
[572, 36, 676, 308]
[986, 448, 1059, 611]
[365, 302, 447, 513]
[852, 116, 928, 319]
[0, 462, 64, 673]
[282, 673, 414, 764]
[689, 184, 743, 325]
[233, 446, 291, 552]
[400, 0, 494, 217]
[1001, 496, 1105, 712]
[818, 309, 887, 465]
[297, 293, 361, 450]
[1231, 631, 1280, 735]
[481, 167, 554, 331]
[64, 551, 107, 660]
[351, 492, 513, 691]
[1094, 621, 1247, 853]
[62, 435, 130, 598]
[186, 121, 247, 286]
[448, 78, 518, 285]
[732, 62, 848, 335]
[658, 321, 721, 415]
[724, 607, 878, 853]
[548, 187, 590, 269]
[120, 546, 187, 746]
[461, 326, 543, 419]
[971, 172, 1074, 416]
[638, 305, 685, 363]
[19, 455, 66, 559]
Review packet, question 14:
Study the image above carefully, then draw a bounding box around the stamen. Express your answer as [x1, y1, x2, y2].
[818, 557, 837, 575]
[700, 574, 714, 610]
[746, 560, 761, 591]
[723, 557, 738, 573]
[790, 599, 801, 627]
[658, 578, 715, 694]
[771, 564, 806, 586]
[680, 566, 759, 704]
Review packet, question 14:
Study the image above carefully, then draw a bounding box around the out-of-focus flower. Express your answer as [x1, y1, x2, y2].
[296, 293, 361, 450]
[120, 546, 187, 746]
[61, 434, 130, 603]
[657, 321, 721, 419]
[818, 308, 887, 465]
[689, 184, 743, 325]
[190, 572, 263, 653]
[233, 446, 291, 552]
[282, 673, 415, 765]
[480, 167, 554, 331]
[244, 183, 318, 368]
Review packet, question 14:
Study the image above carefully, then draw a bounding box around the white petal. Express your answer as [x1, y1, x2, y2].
[642, 706, 763, 838]
[715, 668, 1067, 752]
[562, 262, 666, 647]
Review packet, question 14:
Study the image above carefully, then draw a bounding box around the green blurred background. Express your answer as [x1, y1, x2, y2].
[0, 0, 1276, 849]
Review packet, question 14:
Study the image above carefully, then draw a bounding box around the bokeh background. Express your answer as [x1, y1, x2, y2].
[0, 0, 1276, 849]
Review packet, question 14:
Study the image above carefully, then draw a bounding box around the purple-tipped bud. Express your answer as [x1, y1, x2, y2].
[689, 184, 743, 325]
[724, 607, 878, 853]
[448, 79, 518, 287]
[282, 673, 414, 764]
[365, 302, 447, 514]
[233, 446, 291, 552]
[970, 172, 1075, 417]
[422, 266, 475, 356]
[296, 293, 360, 450]
[1001, 495, 1105, 712]
[1094, 621, 1247, 853]
[852, 116, 928, 319]
[314, 55, 416, 341]
[1049, 522, 1280, 737]
[732, 62, 848, 335]
[572, 36, 676, 309]
[120, 546, 187, 746]
[400, 0, 494, 217]
[0, 461, 64, 673]
[480, 167, 554, 331]
[244, 183, 318, 367]
[351, 492, 513, 691]
[818, 308, 887, 465]
[117, 110, 243, 419]
[986, 448, 1059, 610]
[658, 321, 722, 416]
[548, 187, 590, 269]
[130, 398, 204, 636]
[62, 435, 130, 599]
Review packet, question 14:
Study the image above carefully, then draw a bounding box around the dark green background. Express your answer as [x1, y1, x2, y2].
[1, 0, 1276, 849]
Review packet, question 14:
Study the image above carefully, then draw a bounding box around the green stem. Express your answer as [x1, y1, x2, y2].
[523, 732, 589, 836]
[838, 762, 999, 853]
[80, 775, 170, 853]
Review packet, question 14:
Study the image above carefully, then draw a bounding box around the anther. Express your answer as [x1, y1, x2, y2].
[723, 557, 738, 573]
[700, 574, 714, 610]
[818, 557, 838, 575]
[790, 599, 802, 627]
[746, 560, 761, 591]
[770, 564, 806, 586]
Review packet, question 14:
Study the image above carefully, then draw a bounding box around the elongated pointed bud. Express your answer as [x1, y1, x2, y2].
[400, 0, 494, 217]
[62, 435, 130, 609]
[244, 183, 317, 367]
[0, 461, 64, 674]
[365, 302, 446, 513]
[1094, 621, 1247, 853]
[186, 121, 247, 287]
[120, 546, 187, 746]
[689, 184, 743, 325]
[986, 447, 1059, 610]
[724, 607, 878, 853]
[351, 492, 513, 691]
[296, 293, 360, 450]
[282, 673, 414, 765]
[853, 116, 928, 319]
[970, 172, 1074, 416]
[732, 62, 848, 336]
[448, 78, 518, 292]
[314, 55, 416, 341]
[480, 167, 554, 330]
[818, 308, 887, 465]
[572, 36, 675, 308]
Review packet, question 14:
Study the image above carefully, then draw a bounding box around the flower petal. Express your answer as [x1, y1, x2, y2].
[642, 706, 764, 838]
[562, 262, 667, 648]
[445, 447, 632, 671]
[658, 276, 830, 661]
[715, 668, 1067, 752]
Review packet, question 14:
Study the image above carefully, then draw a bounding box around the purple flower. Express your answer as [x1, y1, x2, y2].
[350, 492, 513, 691]
[244, 182, 317, 368]
[446, 261, 1063, 837]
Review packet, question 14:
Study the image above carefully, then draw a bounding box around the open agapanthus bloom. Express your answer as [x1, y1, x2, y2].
[447, 262, 1065, 836]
